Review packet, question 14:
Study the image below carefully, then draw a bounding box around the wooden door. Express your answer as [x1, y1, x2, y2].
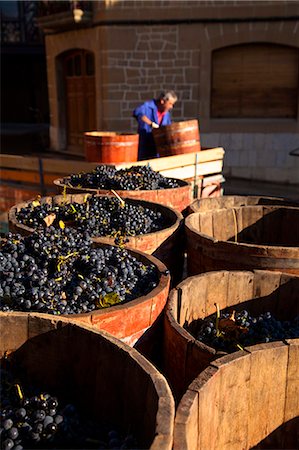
[64, 50, 96, 153]
[211, 43, 299, 118]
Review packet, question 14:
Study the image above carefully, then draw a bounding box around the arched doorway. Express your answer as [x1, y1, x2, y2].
[63, 49, 96, 154]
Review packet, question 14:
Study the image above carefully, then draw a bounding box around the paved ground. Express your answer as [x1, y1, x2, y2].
[224, 177, 299, 201]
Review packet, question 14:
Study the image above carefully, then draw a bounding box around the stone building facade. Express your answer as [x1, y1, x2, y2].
[39, 0, 299, 184]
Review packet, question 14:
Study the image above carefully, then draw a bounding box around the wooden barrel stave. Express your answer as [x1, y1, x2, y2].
[0, 313, 175, 449]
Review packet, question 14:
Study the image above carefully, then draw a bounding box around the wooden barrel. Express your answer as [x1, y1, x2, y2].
[62, 244, 170, 347]
[84, 131, 138, 163]
[174, 341, 299, 449]
[8, 194, 184, 284]
[185, 205, 299, 275]
[164, 270, 299, 402]
[54, 177, 192, 213]
[188, 195, 299, 214]
[153, 119, 200, 157]
[0, 313, 175, 450]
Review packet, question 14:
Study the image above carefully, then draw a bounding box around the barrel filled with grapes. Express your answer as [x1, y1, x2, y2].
[153, 119, 201, 157]
[53, 165, 192, 213]
[185, 205, 299, 275]
[84, 131, 139, 163]
[8, 193, 184, 284]
[0, 228, 170, 348]
[164, 270, 299, 402]
[188, 194, 299, 215]
[0, 313, 175, 450]
[174, 339, 299, 450]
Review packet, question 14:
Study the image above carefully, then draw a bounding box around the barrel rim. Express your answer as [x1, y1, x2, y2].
[53, 176, 191, 191]
[8, 193, 183, 238]
[189, 194, 299, 213]
[154, 119, 199, 131]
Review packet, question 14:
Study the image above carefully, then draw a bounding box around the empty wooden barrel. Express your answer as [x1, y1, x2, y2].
[8, 194, 184, 284]
[185, 205, 299, 275]
[0, 313, 175, 450]
[153, 119, 201, 157]
[54, 178, 192, 213]
[164, 270, 299, 402]
[188, 195, 299, 214]
[174, 341, 299, 449]
[85, 131, 138, 163]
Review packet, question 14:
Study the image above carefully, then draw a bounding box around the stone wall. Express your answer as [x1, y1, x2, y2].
[44, 0, 299, 184]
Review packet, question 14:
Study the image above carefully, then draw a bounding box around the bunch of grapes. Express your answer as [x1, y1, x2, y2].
[0, 227, 159, 315]
[15, 196, 167, 238]
[63, 165, 180, 191]
[0, 364, 138, 449]
[192, 309, 299, 353]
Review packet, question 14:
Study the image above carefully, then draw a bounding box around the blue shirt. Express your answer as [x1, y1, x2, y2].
[133, 99, 172, 159]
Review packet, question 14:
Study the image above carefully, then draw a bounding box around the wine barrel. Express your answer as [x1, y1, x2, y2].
[54, 178, 192, 213]
[164, 270, 299, 402]
[174, 341, 299, 449]
[188, 195, 299, 215]
[153, 119, 200, 157]
[0, 313, 175, 450]
[185, 205, 299, 275]
[8, 194, 184, 284]
[84, 131, 138, 163]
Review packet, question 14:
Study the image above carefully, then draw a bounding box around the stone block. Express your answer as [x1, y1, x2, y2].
[185, 68, 199, 83]
[136, 41, 150, 51]
[126, 68, 141, 78]
[150, 40, 164, 50]
[164, 42, 177, 50]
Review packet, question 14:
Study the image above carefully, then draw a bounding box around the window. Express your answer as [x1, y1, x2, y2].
[211, 43, 299, 119]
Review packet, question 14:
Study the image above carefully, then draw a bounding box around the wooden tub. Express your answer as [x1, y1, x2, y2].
[174, 341, 299, 449]
[0, 313, 175, 450]
[164, 270, 299, 402]
[53, 177, 192, 214]
[185, 205, 299, 275]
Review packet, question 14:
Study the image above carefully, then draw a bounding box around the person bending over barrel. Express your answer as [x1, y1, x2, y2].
[133, 91, 177, 160]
